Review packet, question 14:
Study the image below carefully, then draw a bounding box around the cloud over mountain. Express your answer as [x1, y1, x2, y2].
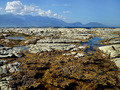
[5, 1, 65, 19]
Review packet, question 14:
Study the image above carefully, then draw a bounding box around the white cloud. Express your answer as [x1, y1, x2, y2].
[53, 13, 57, 17]
[20, 5, 38, 15]
[37, 9, 51, 16]
[5, 1, 24, 14]
[0, 7, 2, 13]
[63, 11, 71, 14]
[5, 1, 65, 19]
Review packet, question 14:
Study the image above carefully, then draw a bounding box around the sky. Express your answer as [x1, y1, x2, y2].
[0, 0, 120, 26]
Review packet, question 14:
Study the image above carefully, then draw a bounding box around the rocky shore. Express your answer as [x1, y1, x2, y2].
[0, 27, 120, 89]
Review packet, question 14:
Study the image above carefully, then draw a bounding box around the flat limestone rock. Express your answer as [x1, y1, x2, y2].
[37, 38, 82, 43]
[28, 43, 75, 53]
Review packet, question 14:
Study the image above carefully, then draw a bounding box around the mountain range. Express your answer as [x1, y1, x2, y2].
[0, 14, 107, 27]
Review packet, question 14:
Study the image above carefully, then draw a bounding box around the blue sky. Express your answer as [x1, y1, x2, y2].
[0, 0, 120, 26]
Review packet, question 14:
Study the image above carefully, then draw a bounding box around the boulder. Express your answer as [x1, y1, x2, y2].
[111, 58, 120, 68]
[99, 45, 120, 58]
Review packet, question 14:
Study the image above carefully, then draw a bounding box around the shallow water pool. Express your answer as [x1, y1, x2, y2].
[81, 37, 103, 47]
[7, 36, 25, 40]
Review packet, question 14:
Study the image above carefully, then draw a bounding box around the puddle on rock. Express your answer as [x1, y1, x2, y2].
[82, 37, 104, 47]
[82, 36, 104, 53]
[7, 36, 25, 40]
[13, 46, 28, 51]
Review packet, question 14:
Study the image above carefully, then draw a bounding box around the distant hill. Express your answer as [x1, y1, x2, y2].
[84, 22, 106, 27]
[0, 14, 107, 27]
